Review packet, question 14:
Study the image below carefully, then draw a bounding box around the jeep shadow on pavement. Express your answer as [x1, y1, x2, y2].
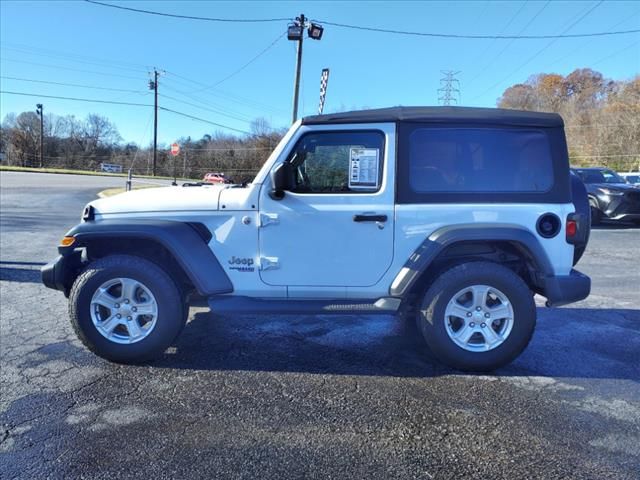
[42, 106, 592, 372]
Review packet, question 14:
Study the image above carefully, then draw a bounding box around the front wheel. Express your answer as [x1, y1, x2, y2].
[69, 254, 186, 363]
[417, 262, 536, 372]
[589, 197, 603, 225]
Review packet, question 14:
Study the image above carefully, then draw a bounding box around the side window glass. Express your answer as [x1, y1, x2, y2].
[288, 131, 384, 193]
[408, 128, 554, 193]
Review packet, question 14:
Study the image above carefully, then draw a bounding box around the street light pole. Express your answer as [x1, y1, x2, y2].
[288, 15, 324, 124]
[36, 103, 44, 168]
[291, 13, 305, 124]
[149, 69, 159, 176]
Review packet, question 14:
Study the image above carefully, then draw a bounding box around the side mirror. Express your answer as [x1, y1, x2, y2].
[270, 162, 295, 200]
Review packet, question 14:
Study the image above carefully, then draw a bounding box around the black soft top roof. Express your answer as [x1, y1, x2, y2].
[301, 106, 563, 128]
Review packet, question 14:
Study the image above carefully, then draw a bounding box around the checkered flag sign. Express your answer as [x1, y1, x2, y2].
[318, 68, 330, 114]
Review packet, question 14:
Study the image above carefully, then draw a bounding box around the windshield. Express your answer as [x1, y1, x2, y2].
[576, 169, 626, 184]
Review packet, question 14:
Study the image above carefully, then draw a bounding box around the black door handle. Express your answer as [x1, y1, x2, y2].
[353, 214, 388, 223]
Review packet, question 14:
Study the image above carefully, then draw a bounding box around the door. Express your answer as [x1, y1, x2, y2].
[259, 125, 395, 289]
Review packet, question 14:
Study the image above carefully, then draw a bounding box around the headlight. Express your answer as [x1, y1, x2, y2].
[598, 188, 624, 196]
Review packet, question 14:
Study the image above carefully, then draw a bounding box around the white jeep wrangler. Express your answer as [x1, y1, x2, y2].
[42, 107, 591, 371]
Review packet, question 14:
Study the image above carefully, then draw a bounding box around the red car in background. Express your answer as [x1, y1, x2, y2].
[202, 172, 229, 184]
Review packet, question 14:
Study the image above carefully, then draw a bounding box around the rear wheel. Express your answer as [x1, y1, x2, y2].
[69, 255, 186, 363]
[417, 262, 536, 372]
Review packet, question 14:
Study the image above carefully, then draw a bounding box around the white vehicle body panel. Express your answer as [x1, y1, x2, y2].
[92, 184, 225, 214]
[257, 123, 396, 294]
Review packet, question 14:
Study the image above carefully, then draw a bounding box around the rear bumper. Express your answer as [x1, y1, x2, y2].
[542, 269, 591, 307]
[41, 251, 83, 295]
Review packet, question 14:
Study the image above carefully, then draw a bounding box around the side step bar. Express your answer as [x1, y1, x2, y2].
[208, 296, 401, 315]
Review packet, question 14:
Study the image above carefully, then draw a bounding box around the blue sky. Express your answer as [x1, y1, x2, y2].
[1, 0, 639, 145]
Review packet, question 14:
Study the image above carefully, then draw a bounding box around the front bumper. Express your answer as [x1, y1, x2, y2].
[598, 191, 640, 220]
[542, 269, 591, 307]
[41, 250, 83, 295]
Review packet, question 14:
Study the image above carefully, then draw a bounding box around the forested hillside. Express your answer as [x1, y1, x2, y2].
[2, 68, 638, 180]
[498, 69, 639, 171]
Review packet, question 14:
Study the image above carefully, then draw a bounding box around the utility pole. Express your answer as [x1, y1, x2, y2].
[183, 148, 188, 179]
[35, 103, 44, 168]
[149, 69, 159, 176]
[291, 13, 305, 124]
[288, 14, 324, 123]
[437, 70, 461, 106]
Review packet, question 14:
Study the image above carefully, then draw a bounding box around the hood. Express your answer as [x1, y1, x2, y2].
[91, 184, 226, 216]
[590, 182, 639, 192]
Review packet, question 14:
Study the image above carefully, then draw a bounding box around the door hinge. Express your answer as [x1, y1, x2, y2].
[260, 256, 280, 271]
[259, 213, 279, 228]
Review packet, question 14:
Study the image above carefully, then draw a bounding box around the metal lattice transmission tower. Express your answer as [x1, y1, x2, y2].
[438, 70, 461, 106]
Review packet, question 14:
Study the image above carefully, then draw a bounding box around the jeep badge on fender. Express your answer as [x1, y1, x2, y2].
[41, 106, 591, 371]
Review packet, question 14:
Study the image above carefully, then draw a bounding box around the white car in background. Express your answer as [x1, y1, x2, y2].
[619, 172, 640, 186]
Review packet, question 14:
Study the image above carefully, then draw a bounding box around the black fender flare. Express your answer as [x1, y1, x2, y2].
[61, 219, 233, 296]
[389, 223, 553, 297]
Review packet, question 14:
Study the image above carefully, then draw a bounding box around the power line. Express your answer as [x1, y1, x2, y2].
[0, 41, 149, 71]
[0, 43, 148, 74]
[0, 58, 145, 80]
[190, 31, 287, 93]
[0, 90, 251, 135]
[85, 0, 291, 23]
[470, 1, 604, 102]
[160, 93, 254, 124]
[161, 84, 256, 122]
[158, 107, 251, 135]
[84, 0, 638, 38]
[1, 44, 287, 116]
[592, 40, 640, 67]
[312, 16, 638, 39]
[468, 1, 551, 84]
[185, 147, 273, 152]
[163, 72, 288, 115]
[547, 12, 640, 67]
[0, 90, 152, 107]
[0, 76, 145, 94]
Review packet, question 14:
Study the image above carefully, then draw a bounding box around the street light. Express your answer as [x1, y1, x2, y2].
[307, 22, 324, 40]
[35, 104, 44, 168]
[289, 14, 324, 123]
[287, 24, 303, 41]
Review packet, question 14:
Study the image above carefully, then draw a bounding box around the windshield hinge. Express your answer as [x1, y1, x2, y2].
[259, 213, 279, 228]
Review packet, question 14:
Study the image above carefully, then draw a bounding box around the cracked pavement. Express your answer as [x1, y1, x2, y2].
[1, 171, 639, 479]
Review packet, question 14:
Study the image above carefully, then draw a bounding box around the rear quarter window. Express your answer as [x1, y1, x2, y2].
[397, 124, 570, 204]
[408, 128, 553, 193]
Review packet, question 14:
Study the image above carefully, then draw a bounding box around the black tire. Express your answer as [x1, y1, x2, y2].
[69, 254, 186, 363]
[417, 261, 536, 372]
[589, 197, 602, 226]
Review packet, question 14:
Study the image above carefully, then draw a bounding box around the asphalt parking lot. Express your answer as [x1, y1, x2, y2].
[1, 171, 639, 479]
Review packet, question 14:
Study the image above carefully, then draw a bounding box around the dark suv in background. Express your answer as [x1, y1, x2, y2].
[572, 167, 640, 225]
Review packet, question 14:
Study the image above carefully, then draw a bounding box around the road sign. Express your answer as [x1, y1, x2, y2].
[170, 143, 180, 156]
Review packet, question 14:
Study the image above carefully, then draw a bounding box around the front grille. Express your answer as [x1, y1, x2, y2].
[625, 191, 640, 204]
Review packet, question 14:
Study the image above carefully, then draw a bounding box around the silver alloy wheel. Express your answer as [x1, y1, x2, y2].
[444, 284, 514, 352]
[90, 277, 158, 344]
